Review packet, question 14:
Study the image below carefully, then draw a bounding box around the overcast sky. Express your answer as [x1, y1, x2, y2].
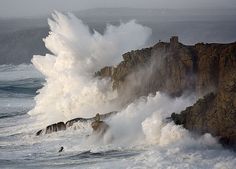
[0, 0, 236, 18]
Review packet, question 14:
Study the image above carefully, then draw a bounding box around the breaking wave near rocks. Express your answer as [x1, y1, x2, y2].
[29, 11, 152, 126]
[0, 12, 235, 169]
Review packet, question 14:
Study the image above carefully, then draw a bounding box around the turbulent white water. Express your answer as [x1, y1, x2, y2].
[29, 11, 152, 126]
[0, 12, 236, 169]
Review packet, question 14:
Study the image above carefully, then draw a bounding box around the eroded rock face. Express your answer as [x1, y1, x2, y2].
[171, 93, 216, 134]
[97, 37, 236, 146]
[96, 38, 197, 105]
[97, 37, 236, 99]
[170, 42, 236, 147]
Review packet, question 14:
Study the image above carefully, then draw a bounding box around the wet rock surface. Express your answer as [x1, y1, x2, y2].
[97, 37, 236, 147]
[91, 121, 109, 135]
[36, 111, 117, 136]
[45, 122, 66, 134]
[91, 113, 110, 136]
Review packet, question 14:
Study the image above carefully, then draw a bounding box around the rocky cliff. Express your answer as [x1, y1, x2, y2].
[97, 36, 236, 146]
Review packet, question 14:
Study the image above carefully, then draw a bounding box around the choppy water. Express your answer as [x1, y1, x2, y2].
[0, 64, 235, 169]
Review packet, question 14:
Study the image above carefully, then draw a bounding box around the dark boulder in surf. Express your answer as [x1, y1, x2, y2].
[91, 121, 109, 135]
[91, 113, 109, 136]
[45, 122, 66, 134]
[36, 129, 43, 136]
[65, 111, 118, 127]
[36, 111, 117, 136]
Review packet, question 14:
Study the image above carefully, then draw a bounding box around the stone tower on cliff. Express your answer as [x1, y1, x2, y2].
[170, 36, 179, 49]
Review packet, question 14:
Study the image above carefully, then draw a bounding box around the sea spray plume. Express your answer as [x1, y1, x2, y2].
[106, 91, 218, 147]
[41, 11, 152, 74]
[106, 92, 196, 146]
[29, 11, 151, 126]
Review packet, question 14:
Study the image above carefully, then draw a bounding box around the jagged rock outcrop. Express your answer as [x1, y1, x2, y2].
[97, 37, 236, 146]
[65, 111, 117, 127]
[97, 37, 197, 104]
[36, 111, 117, 136]
[45, 122, 66, 134]
[171, 93, 216, 133]
[171, 42, 236, 146]
[36, 122, 66, 135]
[91, 113, 110, 136]
[97, 37, 236, 98]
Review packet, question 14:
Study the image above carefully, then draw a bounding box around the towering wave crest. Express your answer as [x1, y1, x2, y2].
[29, 11, 152, 125]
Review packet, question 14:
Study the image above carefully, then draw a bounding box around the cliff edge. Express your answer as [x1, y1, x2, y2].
[97, 36, 236, 147]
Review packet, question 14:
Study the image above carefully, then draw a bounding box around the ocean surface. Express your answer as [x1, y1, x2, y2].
[0, 65, 235, 169]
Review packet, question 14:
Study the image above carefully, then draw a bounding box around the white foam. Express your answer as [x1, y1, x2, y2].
[107, 92, 196, 146]
[29, 11, 151, 126]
